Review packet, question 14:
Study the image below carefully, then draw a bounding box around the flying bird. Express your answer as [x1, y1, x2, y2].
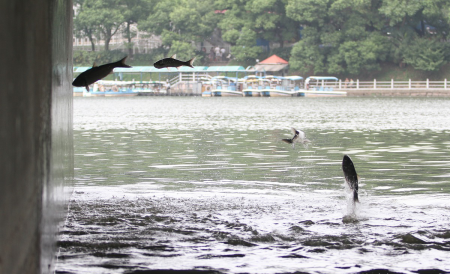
[154, 54, 196, 70]
[342, 155, 359, 204]
[72, 56, 131, 91]
[281, 128, 310, 148]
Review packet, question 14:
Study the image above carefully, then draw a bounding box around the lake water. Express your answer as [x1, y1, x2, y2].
[56, 97, 450, 274]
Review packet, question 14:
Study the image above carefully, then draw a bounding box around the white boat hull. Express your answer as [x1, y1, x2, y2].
[242, 89, 262, 97]
[262, 89, 300, 97]
[211, 90, 243, 97]
[300, 90, 347, 97]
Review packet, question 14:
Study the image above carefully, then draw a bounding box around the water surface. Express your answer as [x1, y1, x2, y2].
[57, 97, 450, 274]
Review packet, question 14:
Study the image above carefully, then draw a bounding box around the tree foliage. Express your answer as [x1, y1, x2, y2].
[73, 0, 450, 73]
[402, 38, 450, 71]
[216, 0, 299, 62]
[74, 0, 125, 51]
[120, 0, 150, 57]
[74, 0, 100, 51]
[285, 0, 450, 74]
[138, 0, 218, 60]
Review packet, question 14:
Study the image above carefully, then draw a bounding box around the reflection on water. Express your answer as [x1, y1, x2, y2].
[57, 97, 450, 274]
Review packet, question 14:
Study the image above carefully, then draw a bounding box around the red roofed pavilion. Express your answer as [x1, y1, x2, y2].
[259, 55, 289, 64]
[250, 54, 289, 74]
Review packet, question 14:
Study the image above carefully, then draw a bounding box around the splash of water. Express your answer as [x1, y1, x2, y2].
[343, 180, 360, 223]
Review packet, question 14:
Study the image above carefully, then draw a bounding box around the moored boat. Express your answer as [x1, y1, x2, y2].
[302, 76, 347, 97]
[209, 76, 243, 97]
[261, 76, 303, 97]
[242, 75, 264, 97]
[73, 80, 170, 97]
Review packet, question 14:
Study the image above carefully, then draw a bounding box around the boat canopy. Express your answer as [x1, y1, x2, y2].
[206, 66, 246, 72]
[283, 76, 304, 81]
[307, 76, 338, 81]
[211, 76, 237, 80]
[115, 66, 156, 73]
[74, 66, 240, 74]
[242, 75, 262, 80]
[175, 66, 208, 72]
[113, 66, 208, 73]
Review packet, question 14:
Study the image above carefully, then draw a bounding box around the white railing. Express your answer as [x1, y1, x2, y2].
[169, 73, 212, 86]
[168, 73, 212, 95]
[334, 79, 449, 90]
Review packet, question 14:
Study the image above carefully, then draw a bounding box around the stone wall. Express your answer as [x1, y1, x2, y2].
[0, 1, 73, 273]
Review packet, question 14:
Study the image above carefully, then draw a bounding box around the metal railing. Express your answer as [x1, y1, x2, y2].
[335, 79, 450, 90]
[168, 73, 212, 86]
[168, 73, 213, 95]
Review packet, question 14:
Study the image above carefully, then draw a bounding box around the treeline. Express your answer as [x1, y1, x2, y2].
[74, 0, 450, 75]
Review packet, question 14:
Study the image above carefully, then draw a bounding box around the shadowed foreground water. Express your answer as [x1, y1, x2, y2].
[56, 97, 450, 274]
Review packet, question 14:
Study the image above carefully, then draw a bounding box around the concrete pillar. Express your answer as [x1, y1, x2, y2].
[0, 1, 73, 274]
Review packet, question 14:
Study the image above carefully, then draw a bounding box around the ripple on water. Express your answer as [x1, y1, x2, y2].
[56, 189, 450, 274]
[63, 97, 450, 273]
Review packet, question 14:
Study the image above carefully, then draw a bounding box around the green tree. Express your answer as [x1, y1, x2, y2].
[287, 0, 450, 74]
[326, 0, 389, 74]
[74, 0, 100, 51]
[287, 0, 389, 75]
[217, 0, 299, 62]
[402, 38, 449, 71]
[246, 0, 299, 49]
[74, 0, 124, 51]
[120, 0, 150, 57]
[379, 0, 450, 70]
[140, 0, 218, 60]
[216, 0, 259, 61]
[95, 0, 124, 51]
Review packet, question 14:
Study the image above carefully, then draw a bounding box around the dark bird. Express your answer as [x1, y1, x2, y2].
[72, 56, 131, 91]
[342, 155, 359, 203]
[282, 128, 310, 148]
[154, 54, 196, 70]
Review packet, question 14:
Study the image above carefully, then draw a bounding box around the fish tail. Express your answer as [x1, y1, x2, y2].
[353, 190, 359, 203]
[187, 57, 196, 68]
[116, 56, 132, 68]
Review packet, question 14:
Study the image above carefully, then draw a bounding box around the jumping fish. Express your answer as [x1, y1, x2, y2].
[281, 128, 310, 148]
[72, 56, 131, 91]
[342, 155, 359, 203]
[154, 54, 196, 70]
